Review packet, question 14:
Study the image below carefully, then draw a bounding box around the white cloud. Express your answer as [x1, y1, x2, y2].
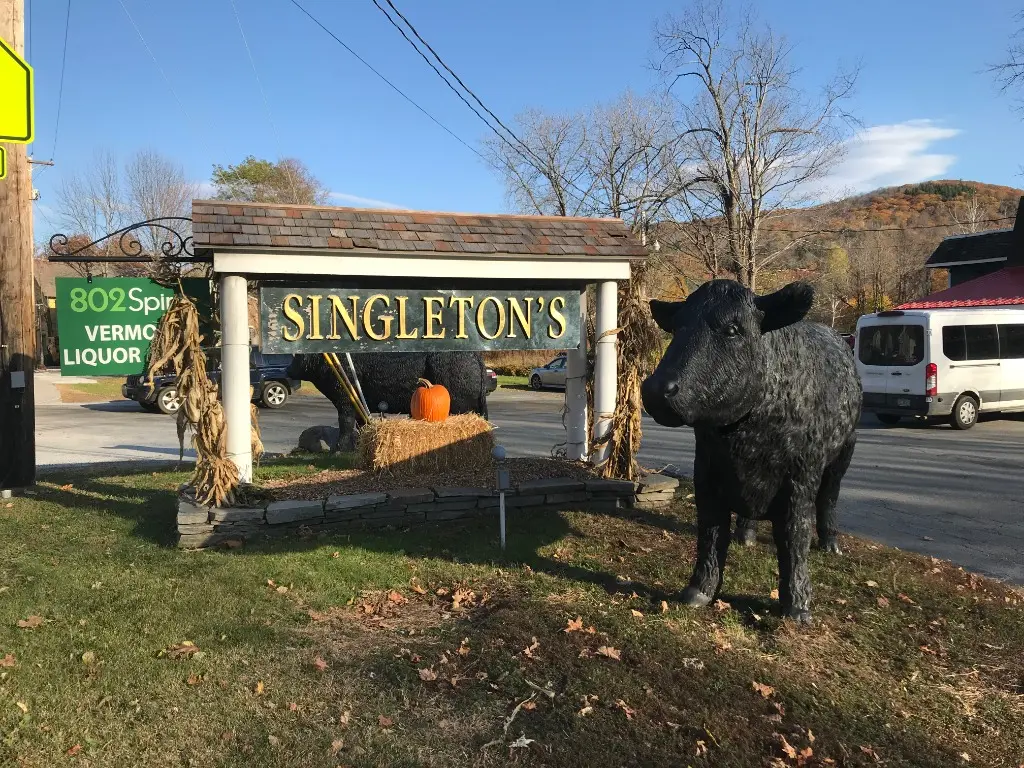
[819, 120, 961, 198]
[328, 191, 405, 209]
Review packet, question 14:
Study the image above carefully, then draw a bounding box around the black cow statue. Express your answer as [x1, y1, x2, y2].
[287, 352, 489, 451]
[641, 280, 861, 623]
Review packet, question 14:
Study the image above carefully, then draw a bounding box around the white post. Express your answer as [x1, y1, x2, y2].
[565, 289, 589, 462]
[592, 281, 618, 468]
[220, 274, 253, 483]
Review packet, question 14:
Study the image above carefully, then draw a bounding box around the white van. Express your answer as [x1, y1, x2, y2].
[855, 307, 1024, 429]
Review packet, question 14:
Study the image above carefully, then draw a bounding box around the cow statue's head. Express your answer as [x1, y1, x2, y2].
[640, 280, 814, 428]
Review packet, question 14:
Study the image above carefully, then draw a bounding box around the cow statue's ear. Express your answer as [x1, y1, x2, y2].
[649, 299, 682, 333]
[754, 281, 814, 333]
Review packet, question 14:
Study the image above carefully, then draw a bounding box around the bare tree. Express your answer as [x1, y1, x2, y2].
[655, 0, 858, 290]
[946, 190, 985, 234]
[56, 151, 126, 276]
[991, 11, 1024, 97]
[125, 149, 198, 260]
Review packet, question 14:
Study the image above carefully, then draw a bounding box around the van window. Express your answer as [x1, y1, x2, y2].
[999, 324, 1024, 359]
[858, 325, 924, 367]
[964, 325, 999, 360]
[942, 326, 966, 361]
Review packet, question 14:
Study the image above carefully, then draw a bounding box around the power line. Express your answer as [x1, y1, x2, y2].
[116, 0, 193, 125]
[287, 0, 484, 160]
[228, 0, 281, 151]
[49, 0, 72, 163]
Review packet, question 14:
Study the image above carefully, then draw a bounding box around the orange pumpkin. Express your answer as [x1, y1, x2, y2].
[411, 378, 450, 422]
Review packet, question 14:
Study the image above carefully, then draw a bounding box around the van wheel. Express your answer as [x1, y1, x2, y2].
[951, 395, 979, 430]
[876, 414, 901, 425]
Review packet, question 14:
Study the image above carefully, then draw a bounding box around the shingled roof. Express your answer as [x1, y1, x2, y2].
[191, 200, 648, 260]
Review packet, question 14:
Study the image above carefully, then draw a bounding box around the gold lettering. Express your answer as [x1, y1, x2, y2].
[476, 296, 506, 340]
[423, 296, 446, 339]
[326, 295, 360, 340]
[363, 294, 393, 340]
[508, 297, 532, 338]
[282, 294, 305, 341]
[396, 296, 420, 339]
[449, 296, 474, 338]
[307, 295, 324, 339]
[548, 296, 567, 339]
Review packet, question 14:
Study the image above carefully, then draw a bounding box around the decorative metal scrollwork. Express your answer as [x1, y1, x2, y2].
[48, 217, 194, 262]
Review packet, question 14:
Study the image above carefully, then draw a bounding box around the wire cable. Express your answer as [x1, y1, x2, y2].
[49, 0, 72, 163]
[228, 0, 281, 151]
[116, 0, 193, 124]
[287, 0, 484, 160]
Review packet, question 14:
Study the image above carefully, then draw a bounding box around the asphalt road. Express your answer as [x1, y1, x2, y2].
[34, 381, 1024, 584]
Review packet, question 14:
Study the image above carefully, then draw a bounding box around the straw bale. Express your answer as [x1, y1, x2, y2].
[358, 414, 495, 474]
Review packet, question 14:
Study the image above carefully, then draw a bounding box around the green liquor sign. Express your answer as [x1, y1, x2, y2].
[55, 277, 210, 376]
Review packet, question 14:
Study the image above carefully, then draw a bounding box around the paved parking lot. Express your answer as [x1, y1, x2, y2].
[33, 375, 1024, 584]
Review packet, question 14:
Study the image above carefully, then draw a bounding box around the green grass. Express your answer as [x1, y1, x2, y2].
[1, 463, 1022, 767]
[497, 375, 529, 389]
[55, 377, 126, 403]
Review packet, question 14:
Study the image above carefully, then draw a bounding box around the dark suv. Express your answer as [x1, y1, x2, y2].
[123, 347, 301, 414]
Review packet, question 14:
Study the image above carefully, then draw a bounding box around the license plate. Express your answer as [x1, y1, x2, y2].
[897, 398, 910, 407]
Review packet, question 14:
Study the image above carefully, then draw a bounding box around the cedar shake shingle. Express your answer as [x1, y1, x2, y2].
[190, 200, 647, 260]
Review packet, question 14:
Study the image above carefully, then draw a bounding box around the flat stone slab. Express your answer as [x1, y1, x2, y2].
[433, 486, 493, 498]
[211, 507, 265, 524]
[517, 477, 585, 494]
[637, 473, 679, 491]
[265, 499, 324, 525]
[546, 491, 589, 505]
[177, 500, 210, 525]
[585, 478, 637, 494]
[386, 488, 435, 505]
[408, 499, 479, 514]
[325, 492, 387, 512]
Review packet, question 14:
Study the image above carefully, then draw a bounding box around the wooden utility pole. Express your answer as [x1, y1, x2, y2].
[0, 0, 35, 489]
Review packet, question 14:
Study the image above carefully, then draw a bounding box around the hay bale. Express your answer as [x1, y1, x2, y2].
[358, 414, 496, 474]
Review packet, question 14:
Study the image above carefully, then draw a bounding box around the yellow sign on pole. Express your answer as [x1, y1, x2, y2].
[0, 35, 33, 144]
[0, 146, 5, 179]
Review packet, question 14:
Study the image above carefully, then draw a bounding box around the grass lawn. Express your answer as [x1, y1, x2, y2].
[497, 375, 529, 390]
[1, 462, 1022, 767]
[55, 378, 126, 404]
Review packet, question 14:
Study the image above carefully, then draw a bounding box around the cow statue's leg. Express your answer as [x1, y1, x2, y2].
[771, 481, 817, 623]
[681, 459, 732, 607]
[815, 435, 855, 555]
[734, 516, 757, 547]
[335, 402, 358, 452]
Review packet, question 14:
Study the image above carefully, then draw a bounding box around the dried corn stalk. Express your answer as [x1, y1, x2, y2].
[147, 289, 262, 506]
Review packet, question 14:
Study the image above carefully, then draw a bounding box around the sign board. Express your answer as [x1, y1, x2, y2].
[260, 285, 580, 354]
[0, 147, 5, 179]
[0, 35, 33, 143]
[55, 277, 210, 376]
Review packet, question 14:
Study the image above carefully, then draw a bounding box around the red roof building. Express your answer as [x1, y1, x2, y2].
[899, 196, 1024, 310]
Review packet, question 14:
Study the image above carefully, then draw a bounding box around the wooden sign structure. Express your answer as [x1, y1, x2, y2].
[192, 200, 647, 482]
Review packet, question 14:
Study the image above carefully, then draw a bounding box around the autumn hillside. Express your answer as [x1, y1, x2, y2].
[657, 180, 1023, 330]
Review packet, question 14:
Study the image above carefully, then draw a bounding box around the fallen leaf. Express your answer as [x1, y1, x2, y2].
[564, 616, 584, 633]
[331, 738, 344, 755]
[16, 701, 28, 713]
[0, 654, 14, 668]
[865, 580, 879, 588]
[267, 735, 280, 747]
[578, 705, 594, 716]
[457, 638, 471, 656]
[770, 588, 780, 600]
[860, 744, 880, 761]
[186, 674, 204, 686]
[378, 714, 393, 728]
[752, 681, 775, 698]
[807, 728, 815, 743]
[660, 600, 669, 614]
[66, 744, 82, 756]
[898, 593, 916, 604]
[160, 641, 200, 660]
[60, 483, 73, 491]
[451, 588, 475, 611]
[777, 733, 798, 759]
[275, 585, 288, 594]
[630, 609, 645, 620]
[81, 651, 97, 665]
[596, 646, 621, 661]
[713, 599, 731, 611]
[17, 615, 43, 629]
[877, 596, 890, 608]
[91, 581, 103, 590]
[522, 700, 537, 711]
[800, 746, 815, 759]
[339, 710, 351, 726]
[254, 681, 265, 696]
[387, 590, 407, 605]
[313, 656, 328, 672]
[522, 637, 540, 659]
[959, 753, 970, 763]
[410, 579, 427, 595]
[509, 735, 535, 748]
[615, 699, 636, 720]
[418, 668, 437, 682]
[331, 551, 340, 559]
[695, 739, 708, 756]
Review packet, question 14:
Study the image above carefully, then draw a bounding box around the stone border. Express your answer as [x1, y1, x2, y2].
[177, 474, 687, 549]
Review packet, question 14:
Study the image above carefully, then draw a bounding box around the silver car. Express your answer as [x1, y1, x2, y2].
[530, 355, 568, 390]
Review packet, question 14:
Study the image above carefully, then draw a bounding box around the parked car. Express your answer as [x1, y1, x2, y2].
[855, 307, 1024, 429]
[485, 367, 498, 393]
[530, 354, 568, 390]
[123, 347, 302, 415]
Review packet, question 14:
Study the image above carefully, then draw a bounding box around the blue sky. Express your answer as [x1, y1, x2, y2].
[25, 0, 1023, 238]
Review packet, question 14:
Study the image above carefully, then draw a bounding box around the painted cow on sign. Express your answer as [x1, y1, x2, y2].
[641, 280, 861, 622]
[287, 352, 489, 451]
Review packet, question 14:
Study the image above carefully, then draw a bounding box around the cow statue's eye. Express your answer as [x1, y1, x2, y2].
[724, 324, 740, 337]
